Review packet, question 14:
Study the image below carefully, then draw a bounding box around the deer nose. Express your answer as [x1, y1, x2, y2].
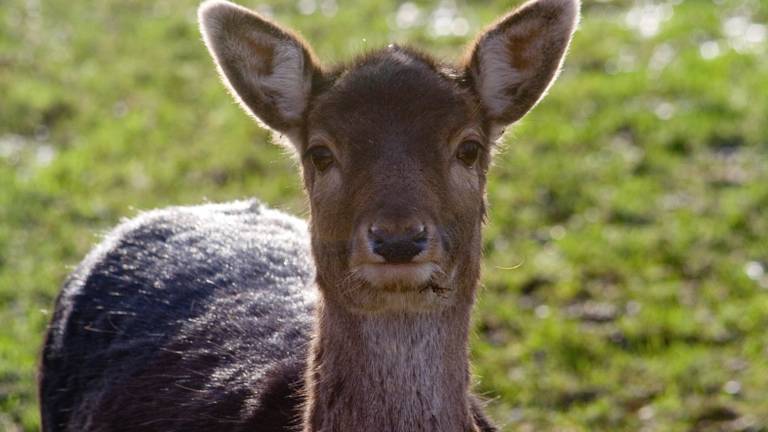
[368, 222, 428, 264]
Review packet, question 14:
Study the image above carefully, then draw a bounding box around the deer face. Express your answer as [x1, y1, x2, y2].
[199, 0, 579, 312]
[302, 51, 490, 312]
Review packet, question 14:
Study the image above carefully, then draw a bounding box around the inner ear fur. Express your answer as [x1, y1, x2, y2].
[466, 0, 580, 125]
[198, 0, 320, 134]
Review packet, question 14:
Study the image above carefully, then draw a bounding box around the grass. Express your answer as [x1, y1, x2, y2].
[1, 0, 767, 430]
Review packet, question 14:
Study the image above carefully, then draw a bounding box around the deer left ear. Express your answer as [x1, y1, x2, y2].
[466, 0, 579, 126]
[199, 0, 319, 135]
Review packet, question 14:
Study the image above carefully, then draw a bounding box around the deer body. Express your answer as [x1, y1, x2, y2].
[40, 1, 579, 431]
[39, 201, 313, 431]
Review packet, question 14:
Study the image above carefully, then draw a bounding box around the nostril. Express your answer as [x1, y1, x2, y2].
[368, 225, 385, 248]
[367, 222, 429, 264]
[413, 225, 428, 241]
[368, 224, 384, 240]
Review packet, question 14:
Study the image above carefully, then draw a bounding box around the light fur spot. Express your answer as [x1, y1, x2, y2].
[476, 36, 528, 118]
[311, 168, 342, 200]
[255, 40, 310, 121]
[449, 163, 480, 194]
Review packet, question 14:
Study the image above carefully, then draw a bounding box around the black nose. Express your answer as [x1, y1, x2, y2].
[368, 222, 428, 264]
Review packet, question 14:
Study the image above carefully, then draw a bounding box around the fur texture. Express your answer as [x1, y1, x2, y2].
[40, 0, 580, 430]
[39, 201, 315, 431]
[39, 200, 496, 431]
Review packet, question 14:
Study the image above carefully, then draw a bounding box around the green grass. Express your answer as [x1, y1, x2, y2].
[2, 0, 767, 430]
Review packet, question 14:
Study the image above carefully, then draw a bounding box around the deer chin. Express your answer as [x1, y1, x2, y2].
[338, 263, 455, 313]
[356, 262, 439, 290]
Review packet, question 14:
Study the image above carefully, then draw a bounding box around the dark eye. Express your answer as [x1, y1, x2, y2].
[306, 146, 334, 172]
[456, 140, 482, 166]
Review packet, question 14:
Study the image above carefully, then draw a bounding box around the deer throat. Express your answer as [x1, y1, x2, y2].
[302, 297, 478, 432]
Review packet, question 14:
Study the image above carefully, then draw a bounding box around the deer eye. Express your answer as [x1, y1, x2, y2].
[306, 146, 334, 172]
[456, 140, 481, 166]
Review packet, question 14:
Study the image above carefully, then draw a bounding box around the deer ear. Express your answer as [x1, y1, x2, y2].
[199, 0, 319, 134]
[466, 0, 579, 126]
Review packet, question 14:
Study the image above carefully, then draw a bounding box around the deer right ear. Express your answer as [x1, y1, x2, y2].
[466, 0, 579, 126]
[199, 0, 319, 135]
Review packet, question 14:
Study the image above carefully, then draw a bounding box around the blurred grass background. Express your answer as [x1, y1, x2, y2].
[1, 0, 767, 430]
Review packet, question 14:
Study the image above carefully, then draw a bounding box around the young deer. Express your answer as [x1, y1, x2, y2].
[39, 0, 579, 430]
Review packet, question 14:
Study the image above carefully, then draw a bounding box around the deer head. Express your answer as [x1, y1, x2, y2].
[199, 0, 579, 314]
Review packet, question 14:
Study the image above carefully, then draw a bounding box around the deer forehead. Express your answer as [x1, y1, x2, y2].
[306, 50, 481, 150]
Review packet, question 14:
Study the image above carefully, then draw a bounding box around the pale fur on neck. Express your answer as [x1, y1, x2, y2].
[302, 296, 479, 432]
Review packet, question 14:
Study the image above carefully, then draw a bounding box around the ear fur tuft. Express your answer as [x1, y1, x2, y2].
[467, 0, 580, 125]
[199, 0, 319, 134]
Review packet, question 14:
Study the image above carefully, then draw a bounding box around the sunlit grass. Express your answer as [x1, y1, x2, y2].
[1, 0, 767, 430]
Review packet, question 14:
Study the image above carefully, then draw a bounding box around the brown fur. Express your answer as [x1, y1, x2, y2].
[207, 0, 579, 430]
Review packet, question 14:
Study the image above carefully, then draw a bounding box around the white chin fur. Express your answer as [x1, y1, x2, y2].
[356, 263, 437, 289]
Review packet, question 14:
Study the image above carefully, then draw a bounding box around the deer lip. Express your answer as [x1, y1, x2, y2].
[365, 262, 429, 267]
[354, 262, 438, 289]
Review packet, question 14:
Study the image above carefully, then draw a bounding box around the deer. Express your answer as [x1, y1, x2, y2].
[38, 0, 579, 430]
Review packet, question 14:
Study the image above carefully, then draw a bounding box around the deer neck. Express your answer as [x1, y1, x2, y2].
[302, 296, 478, 432]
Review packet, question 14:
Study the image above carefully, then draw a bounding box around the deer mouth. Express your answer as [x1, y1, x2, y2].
[340, 262, 455, 312]
[354, 262, 440, 291]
